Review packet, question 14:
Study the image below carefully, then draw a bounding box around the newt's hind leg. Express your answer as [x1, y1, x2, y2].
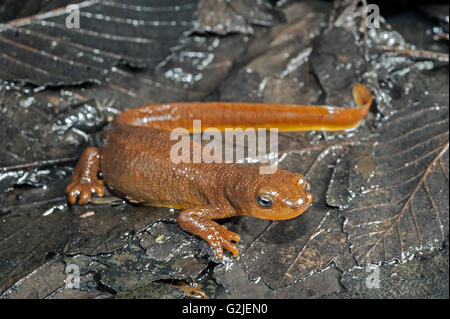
[66, 147, 105, 205]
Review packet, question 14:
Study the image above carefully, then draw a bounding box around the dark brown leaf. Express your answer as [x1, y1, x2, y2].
[194, 0, 283, 35]
[327, 97, 449, 265]
[0, 0, 448, 298]
[0, 0, 199, 86]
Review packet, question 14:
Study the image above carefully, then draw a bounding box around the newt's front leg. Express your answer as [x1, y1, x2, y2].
[177, 206, 241, 259]
[66, 147, 105, 205]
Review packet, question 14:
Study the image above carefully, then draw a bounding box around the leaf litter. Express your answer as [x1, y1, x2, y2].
[0, 0, 448, 298]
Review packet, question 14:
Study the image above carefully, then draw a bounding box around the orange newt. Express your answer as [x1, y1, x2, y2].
[66, 84, 372, 258]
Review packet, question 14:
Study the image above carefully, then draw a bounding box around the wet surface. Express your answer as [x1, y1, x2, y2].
[327, 94, 449, 265]
[194, 0, 283, 35]
[0, 0, 448, 298]
[0, 0, 199, 85]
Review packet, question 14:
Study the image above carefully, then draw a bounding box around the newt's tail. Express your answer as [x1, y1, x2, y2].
[115, 84, 373, 132]
[352, 83, 373, 118]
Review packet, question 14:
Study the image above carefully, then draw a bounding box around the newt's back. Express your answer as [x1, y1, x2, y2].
[100, 122, 218, 209]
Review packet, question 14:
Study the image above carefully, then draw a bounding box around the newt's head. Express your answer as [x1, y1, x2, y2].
[228, 168, 313, 220]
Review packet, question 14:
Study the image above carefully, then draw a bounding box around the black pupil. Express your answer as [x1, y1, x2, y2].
[258, 195, 273, 208]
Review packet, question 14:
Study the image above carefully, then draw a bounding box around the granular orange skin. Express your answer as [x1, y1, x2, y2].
[66, 84, 372, 259]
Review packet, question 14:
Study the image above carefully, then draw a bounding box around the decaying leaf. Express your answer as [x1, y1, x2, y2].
[216, 1, 326, 105]
[327, 96, 449, 265]
[0, 0, 448, 298]
[0, 0, 199, 86]
[0, 257, 109, 299]
[194, 0, 283, 35]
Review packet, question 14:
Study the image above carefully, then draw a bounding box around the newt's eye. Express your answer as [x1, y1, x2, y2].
[257, 194, 275, 208]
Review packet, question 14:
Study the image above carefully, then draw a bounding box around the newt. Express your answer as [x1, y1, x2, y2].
[66, 84, 372, 258]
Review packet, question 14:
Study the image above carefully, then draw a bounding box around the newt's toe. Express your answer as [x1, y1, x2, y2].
[209, 227, 241, 259]
[67, 187, 80, 205]
[66, 180, 105, 205]
[78, 189, 91, 205]
[94, 185, 106, 197]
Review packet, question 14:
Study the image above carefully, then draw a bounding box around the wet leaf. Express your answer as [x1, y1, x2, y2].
[0, 0, 448, 298]
[194, 0, 283, 35]
[0, 201, 75, 292]
[0, 257, 110, 299]
[64, 204, 177, 256]
[217, 1, 326, 104]
[327, 95, 449, 265]
[329, 238, 449, 298]
[0, 0, 199, 86]
[0, 87, 102, 193]
[63, 221, 210, 293]
[0, 0, 77, 24]
[213, 260, 343, 298]
[309, 27, 367, 106]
